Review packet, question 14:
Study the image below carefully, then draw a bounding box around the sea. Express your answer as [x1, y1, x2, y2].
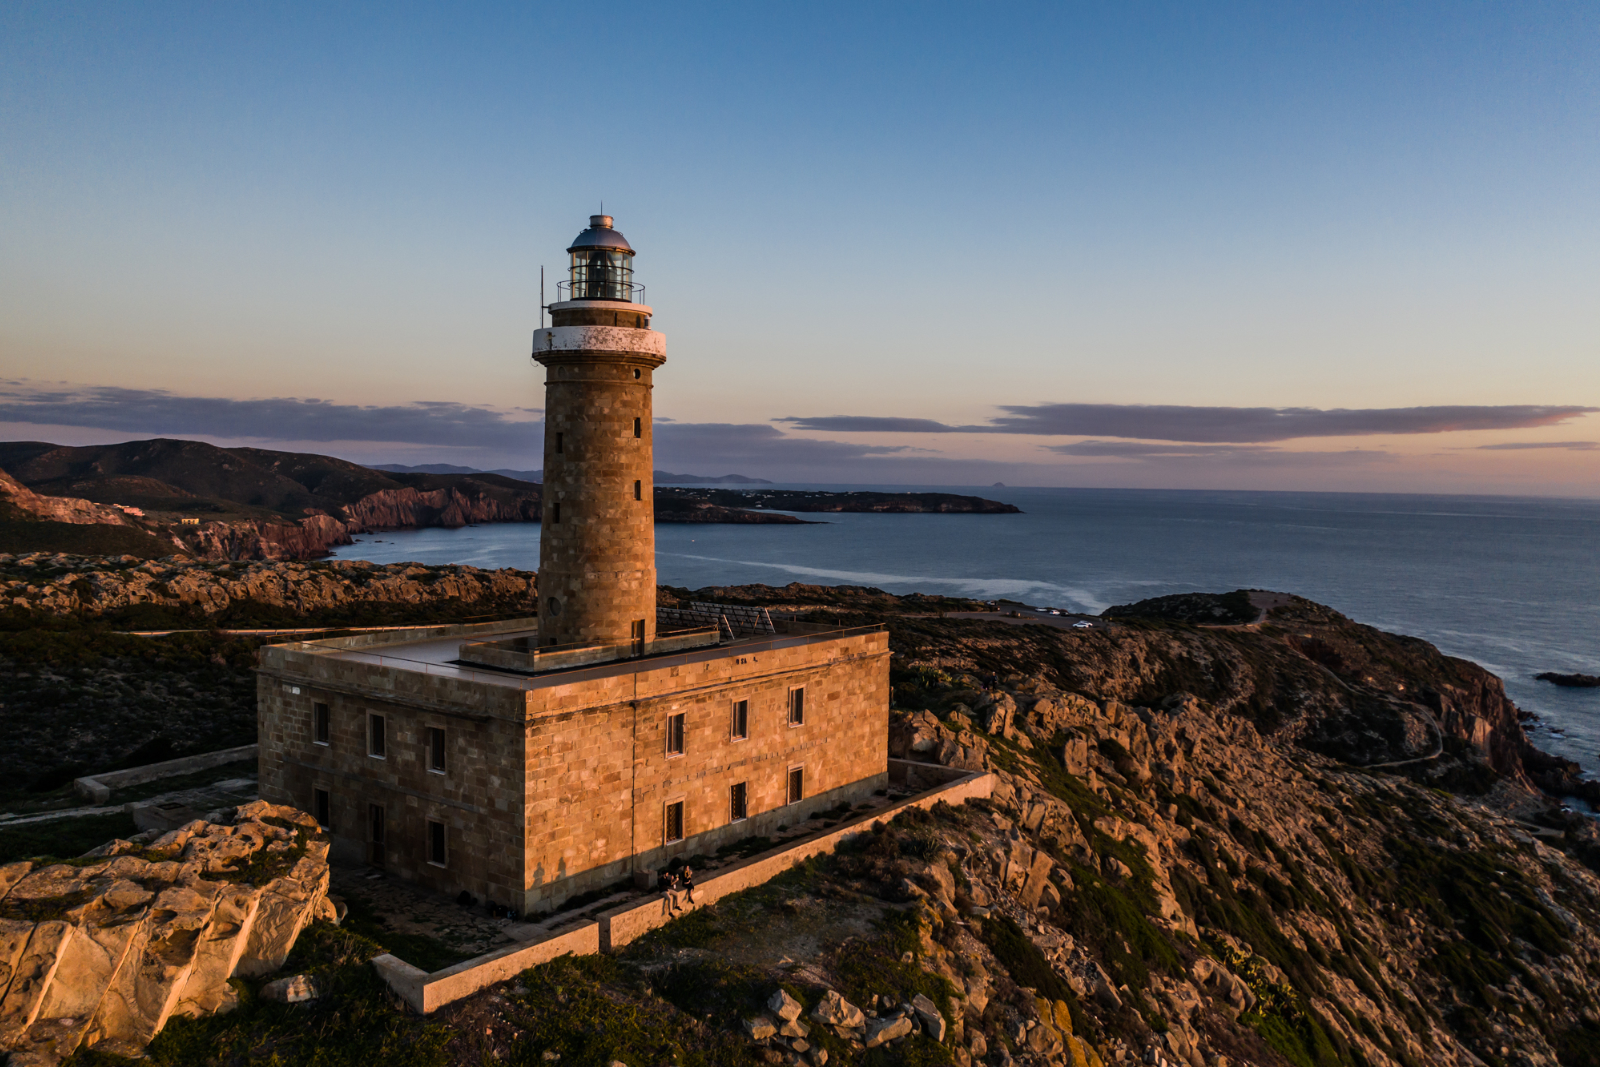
[327, 486, 1600, 778]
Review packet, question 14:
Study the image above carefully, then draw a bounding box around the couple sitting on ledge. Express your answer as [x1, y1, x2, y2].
[657, 865, 697, 914]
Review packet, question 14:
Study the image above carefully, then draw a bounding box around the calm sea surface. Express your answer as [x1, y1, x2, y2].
[329, 487, 1600, 776]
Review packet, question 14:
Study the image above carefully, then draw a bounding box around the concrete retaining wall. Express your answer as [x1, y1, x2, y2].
[73, 744, 260, 804]
[370, 761, 992, 1013]
[372, 921, 600, 1014]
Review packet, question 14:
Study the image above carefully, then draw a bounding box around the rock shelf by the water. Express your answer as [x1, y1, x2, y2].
[1537, 671, 1600, 688]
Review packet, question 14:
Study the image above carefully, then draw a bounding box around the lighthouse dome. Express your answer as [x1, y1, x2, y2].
[567, 215, 634, 255]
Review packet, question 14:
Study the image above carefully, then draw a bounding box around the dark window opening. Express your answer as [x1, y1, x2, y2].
[731, 699, 748, 740]
[313, 788, 330, 829]
[787, 767, 804, 805]
[551, 502, 561, 524]
[731, 782, 748, 822]
[666, 712, 685, 756]
[427, 820, 447, 866]
[312, 702, 330, 745]
[633, 417, 642, 438]
[426, 727, 446, 773]
[368, 804, 385, 866]
[634, 479, 642, 501]
[368, 714, 386, 758]
[787, 687, 805, 726]
[556, 432, 564, 454]
[665, 800, 685, 843]
[632, 619, 646, 656]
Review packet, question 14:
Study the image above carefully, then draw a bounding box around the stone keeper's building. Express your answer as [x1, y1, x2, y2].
[257, 217, 890, 914]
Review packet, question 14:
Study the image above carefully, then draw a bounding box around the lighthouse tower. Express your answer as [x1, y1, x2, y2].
[532, 215, 665, 649]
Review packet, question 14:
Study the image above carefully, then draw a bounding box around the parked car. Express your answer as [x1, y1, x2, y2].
[1072, 621, 1094, 629]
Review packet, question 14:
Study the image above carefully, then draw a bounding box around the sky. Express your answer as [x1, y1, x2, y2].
[2, 1, 1598, 494]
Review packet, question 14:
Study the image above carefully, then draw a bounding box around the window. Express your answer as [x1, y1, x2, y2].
[633, 417, 642, 438]
[551, 502, 561, 524]
[634, 479, 642, 501]
[425, 727, 446, 774]
[556, 432, 564, 454]
[730, 782, 748, 822]
[665, 800, 685, 843]
[312, 702, 330, 745]
[368, 804, 385, 866]
[312, 788, 330, 829]
[368, 713, 386, 759]
[731, 699, 749, 740]
[427, 820, 447, 866]
[787, 687, 805, 726]
[631, 619, 646, 656]
[666, 713, 685, 756]
[787, 767, 805, 805]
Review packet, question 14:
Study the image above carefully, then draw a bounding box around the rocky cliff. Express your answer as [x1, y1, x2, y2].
[0, 552, 537, 624]
[0, 801, 332, 1066]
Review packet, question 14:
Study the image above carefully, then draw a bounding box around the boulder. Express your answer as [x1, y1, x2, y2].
[0, 803, 330, 1065]
[744, 1016, 778, 1041]
[767, 988, 803, 1022]
[911, 993, 945, 1041]
[261, 974, 319, 1003]
[811, 990, 865, 1029]
[865, 1014, 915, 1048]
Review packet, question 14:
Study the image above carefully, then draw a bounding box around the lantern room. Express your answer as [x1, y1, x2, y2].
[564, 214, 640, 302]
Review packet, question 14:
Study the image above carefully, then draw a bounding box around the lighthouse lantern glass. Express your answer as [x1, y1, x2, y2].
[570, 249, 635, 301]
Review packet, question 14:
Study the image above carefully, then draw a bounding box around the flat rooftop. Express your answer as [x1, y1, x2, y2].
[277, 619, 883, 693]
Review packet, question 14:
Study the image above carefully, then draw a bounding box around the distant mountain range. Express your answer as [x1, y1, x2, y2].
[370, 463, 772, 485]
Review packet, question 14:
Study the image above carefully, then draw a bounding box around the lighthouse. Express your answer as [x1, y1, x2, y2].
[532, 215, 665, 649]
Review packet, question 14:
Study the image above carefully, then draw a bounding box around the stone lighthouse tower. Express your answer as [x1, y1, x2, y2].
[532, 215, 664, 649]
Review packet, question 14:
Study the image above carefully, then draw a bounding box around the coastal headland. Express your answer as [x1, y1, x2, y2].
[0, 439, 1019, 561]
[6, 556, 1600, 1064]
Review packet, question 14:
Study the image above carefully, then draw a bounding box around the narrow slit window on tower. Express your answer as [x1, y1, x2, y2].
[666, 713, 686, 756]
[634, 479, 642, 501]
[730, 781, 748, 822]
[631, 619, 646, 655]
[731, 699, 748, 740]
[556, 432, 564, 454]
[633, 417, 641, 438]
[551, 502, 561, 524]
[368, 713, 386, 759]
[312, 788, 330, 830]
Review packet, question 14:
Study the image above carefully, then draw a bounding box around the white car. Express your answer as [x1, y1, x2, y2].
[1072, 621, 1094, 629]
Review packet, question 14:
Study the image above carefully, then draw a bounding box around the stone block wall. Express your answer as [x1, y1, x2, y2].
[535, 342, 664, 648]
[519, 629, 890, 912]
[257, 661, 528, 909]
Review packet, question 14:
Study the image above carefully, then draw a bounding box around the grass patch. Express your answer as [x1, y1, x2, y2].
[505, 953, 753, 1067]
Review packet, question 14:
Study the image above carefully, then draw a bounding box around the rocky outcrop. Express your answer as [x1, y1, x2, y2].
[0, 553, 536, 621]
[0, 471, 140, 529]
[173, 485, 544, 561]
[0, 802, 331, 1066]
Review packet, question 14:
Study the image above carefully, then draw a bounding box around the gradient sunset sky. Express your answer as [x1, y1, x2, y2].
[3, 2, 1597, 493]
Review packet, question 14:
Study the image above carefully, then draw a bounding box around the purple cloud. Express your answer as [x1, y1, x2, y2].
[781, 403, 1598, 443]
